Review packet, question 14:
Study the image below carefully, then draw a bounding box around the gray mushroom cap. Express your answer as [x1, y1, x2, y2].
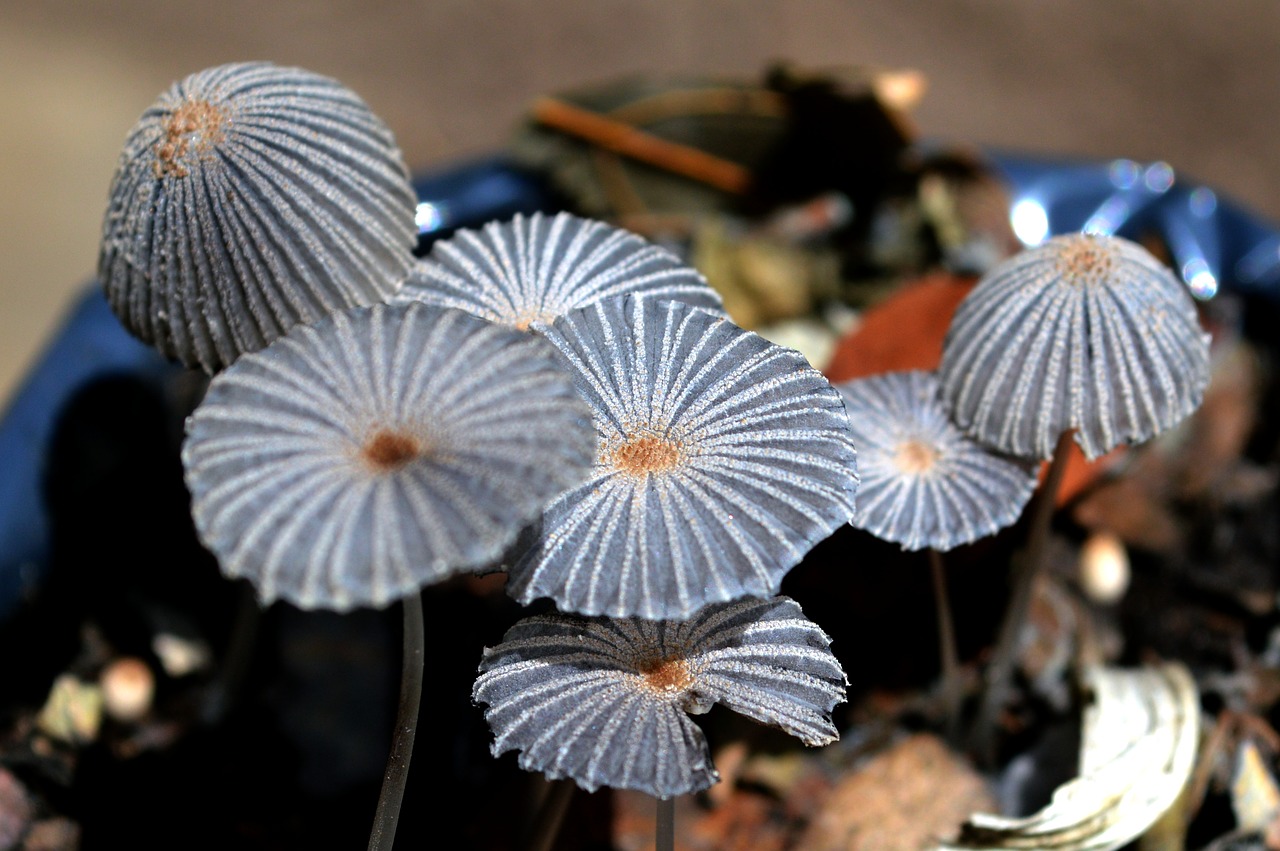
[939, 232, 1211, 460]
[836, 371, 1038, 552]
[506, 295, 859, 620]
[182, 302, 596, 611]
[100, 62, 419, 373]
[393, 211, 725, 329]
[473, 596, 847, 799]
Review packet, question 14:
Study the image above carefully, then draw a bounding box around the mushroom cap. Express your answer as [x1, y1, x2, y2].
[507, 295, 859, 620]
[182, 302, 596, 611]
[939, 233, 1211, 460]
[836, 371, 1038, 551]
[100, 62, 419, 373]
[393, 211, 725, 329]
[473, 596, 846, 798]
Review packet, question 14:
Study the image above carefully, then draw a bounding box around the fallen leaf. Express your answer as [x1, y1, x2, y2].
[797, 733, 995, 851]
[941, 663, 1199, 851]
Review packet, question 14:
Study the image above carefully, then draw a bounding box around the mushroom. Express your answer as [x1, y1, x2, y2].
[837, 370, 1038, 552]
[100, 62, 419, 372]
[182, 301, 596, 612]
[394, 211, 724, 330]
[939, 232, 1210, 462]
[835, 369, 1038, 729]
[182, 300, 595, 849]
[936, 232, 1211, 756]
[474, 595, 846, 846]
[506, 294, 859, 620]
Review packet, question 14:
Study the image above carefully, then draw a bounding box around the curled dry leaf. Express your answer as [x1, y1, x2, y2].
[940, 663, 1199, 851]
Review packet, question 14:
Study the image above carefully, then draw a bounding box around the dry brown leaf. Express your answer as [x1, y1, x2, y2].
[797, 733, 995, 851]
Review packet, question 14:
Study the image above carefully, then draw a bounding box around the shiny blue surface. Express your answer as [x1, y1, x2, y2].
[2, 151, 1277, 618]
[0, 290, 172, 617]
[989, 151, 1280, 301]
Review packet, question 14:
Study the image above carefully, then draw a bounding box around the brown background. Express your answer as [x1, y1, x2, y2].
[1, 0, 1275, 401]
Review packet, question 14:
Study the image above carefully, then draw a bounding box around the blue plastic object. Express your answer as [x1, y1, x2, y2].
[988, 151, 1280, 301]
[2, 151, 1278, 619]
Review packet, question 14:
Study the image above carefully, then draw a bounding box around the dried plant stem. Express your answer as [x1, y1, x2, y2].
[971, 430, 1073, 764]
[523, 779, 576, 851]
[656, 796, 675, 851]
[532, 96, 752, 194]
[203, 579, 261, 725]
[929, 548, 963, 743]
[367, 592, 425, 851]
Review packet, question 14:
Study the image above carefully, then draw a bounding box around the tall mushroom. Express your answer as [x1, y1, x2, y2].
[835, 369, 1038, 731]
[183, 301, 596, 848]
[937, 232, 1211, 753]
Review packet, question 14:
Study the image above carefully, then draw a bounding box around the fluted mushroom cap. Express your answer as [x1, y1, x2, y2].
[507, 295, 859, 620]
[836, 371, 1038, 551]
[182, 302, 596, 611]
[939, 233, 1211, 460]
[473, 596, 846, 799]
[394, 211, 724, 329]
[100, 62, 419, 373]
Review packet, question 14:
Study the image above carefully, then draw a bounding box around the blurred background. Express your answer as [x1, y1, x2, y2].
[2, 0, 1276, 402]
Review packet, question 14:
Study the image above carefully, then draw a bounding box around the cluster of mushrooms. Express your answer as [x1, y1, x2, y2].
[98, 61, 1212, 848]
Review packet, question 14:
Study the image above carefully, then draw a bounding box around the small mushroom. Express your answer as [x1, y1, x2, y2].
[394, 211, 724, 330]
[100, 62, 419, 372]
[507, 295, 859, 620]
[939, 232, 1211, 461]
[472, 595, 846, 799]
[835, 370, 1037, 552]
[182, 302, 596, 611]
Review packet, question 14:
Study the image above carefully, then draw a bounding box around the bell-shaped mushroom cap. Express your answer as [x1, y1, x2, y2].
[393, 211, 724, 329]
[506, 296, 859, 620]
[182, 302, 596, 611]
[473, 596, 846, 799]
[836, 371, 1038, 551]
[939, 232, 1211, 460]
[100, 62, 419, 372]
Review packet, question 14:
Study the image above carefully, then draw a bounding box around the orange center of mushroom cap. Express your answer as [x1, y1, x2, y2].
[638, 656, 694, 694]
[510, 308, 557, 332]
[1056, 236, 1115, 285]
[610, 434, 684, 477]
[893, 439, 939, 475]
[361, 429, 424, 472]
[155, 98, 228, 177]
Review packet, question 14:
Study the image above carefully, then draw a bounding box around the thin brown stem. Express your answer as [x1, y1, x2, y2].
[656, 796, 675, 851]
[929, 548, 963, 743]
[367, 592, 425, 851]
[970, 430, 1074, 764]
[523, 778, 576, 851]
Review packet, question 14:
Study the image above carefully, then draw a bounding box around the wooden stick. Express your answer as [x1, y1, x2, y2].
[532, 96, 752, 195]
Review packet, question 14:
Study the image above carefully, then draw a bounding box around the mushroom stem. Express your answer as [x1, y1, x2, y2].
[203, 580, 261, 724]
[656, 796, 675, 851]
[970, 430, 1073, 765]
[523, 778, 576, 851]
[367, 591, 425, 851]
[928, 548, 963, 743]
